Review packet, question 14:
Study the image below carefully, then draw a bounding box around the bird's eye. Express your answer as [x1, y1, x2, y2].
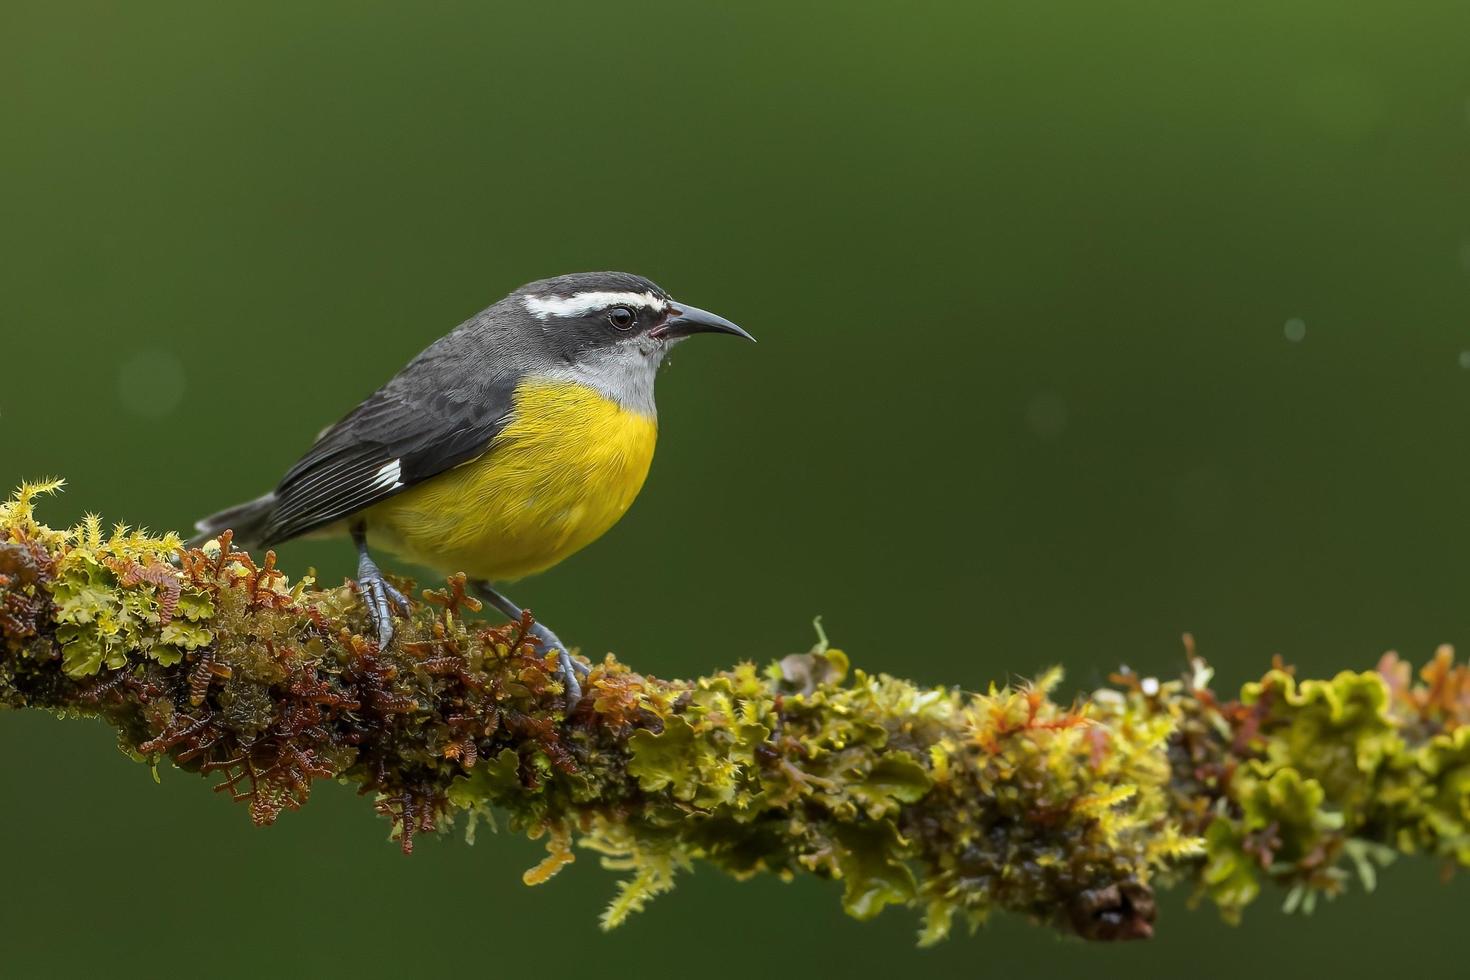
[607, 306, 636, 330]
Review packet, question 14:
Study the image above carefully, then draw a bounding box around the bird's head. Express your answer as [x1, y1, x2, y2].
[510, 271, 753, 413]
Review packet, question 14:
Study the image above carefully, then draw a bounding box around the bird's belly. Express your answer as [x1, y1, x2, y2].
[363, 380, 658, 582]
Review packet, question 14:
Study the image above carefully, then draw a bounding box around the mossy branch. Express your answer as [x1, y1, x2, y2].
[1, 481, 1467, 943]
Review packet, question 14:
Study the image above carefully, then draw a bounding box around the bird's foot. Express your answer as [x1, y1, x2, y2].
[527, 620, 585, 705]
[468, 579, 586, 706]
[355, 554, 411, 649]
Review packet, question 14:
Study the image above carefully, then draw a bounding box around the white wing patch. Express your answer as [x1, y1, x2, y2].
[373, 459, 404, 491]
[522, 291, 667, 320]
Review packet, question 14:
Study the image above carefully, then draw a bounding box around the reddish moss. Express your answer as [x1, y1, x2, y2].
[0, 535, 55, 656]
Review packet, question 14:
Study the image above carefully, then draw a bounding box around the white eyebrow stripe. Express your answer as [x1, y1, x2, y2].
[522, 291, 667, 320]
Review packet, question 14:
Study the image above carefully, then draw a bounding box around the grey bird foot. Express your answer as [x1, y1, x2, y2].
[354, 537, 411, 649]
[470, 579, 587, 706]
[356, 564, 411, 649]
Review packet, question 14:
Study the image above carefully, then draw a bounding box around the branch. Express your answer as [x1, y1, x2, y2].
[1, 480, 1466, 944]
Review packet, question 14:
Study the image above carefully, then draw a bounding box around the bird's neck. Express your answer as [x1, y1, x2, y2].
[536, 351, 660, 419]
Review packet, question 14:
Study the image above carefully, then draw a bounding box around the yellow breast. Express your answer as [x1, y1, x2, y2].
[362, 378, 658, 582]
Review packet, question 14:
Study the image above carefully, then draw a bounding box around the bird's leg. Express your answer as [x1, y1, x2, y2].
[469, 580, 587, 704]
[352, 525, 411, 648]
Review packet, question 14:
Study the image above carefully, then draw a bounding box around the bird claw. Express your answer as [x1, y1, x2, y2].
[529, 621, 585, 705]
[466, 579, 585, 708]
[380, 577, 413, 616]
[356, 565, 409, 649]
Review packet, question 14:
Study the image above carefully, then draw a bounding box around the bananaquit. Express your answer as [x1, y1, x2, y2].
[193, 271, 753, 701]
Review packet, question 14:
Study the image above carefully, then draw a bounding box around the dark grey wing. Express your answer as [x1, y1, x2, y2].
[255, 361, 516, 546]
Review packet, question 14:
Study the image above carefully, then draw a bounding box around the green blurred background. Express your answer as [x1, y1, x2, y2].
[3, 1, 1468, 975]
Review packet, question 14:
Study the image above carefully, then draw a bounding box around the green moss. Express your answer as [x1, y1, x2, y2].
[1188, 665, 1470, 921]
[835, 822, 919, 920]
[850, 751, 932, 816]
[38, 509, 215, 677]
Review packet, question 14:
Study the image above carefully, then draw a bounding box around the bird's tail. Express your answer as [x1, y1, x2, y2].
[188, 493, 276, 550]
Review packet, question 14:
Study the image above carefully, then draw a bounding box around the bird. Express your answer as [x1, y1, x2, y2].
[192, 271, 753, 702]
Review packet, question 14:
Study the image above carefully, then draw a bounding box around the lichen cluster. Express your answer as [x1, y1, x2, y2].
[1, 481, 1467, 942]
[1185, 655, 1470, 919]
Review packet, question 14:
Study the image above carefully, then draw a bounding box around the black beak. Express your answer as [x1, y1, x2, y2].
[651, 302, 755, 342]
